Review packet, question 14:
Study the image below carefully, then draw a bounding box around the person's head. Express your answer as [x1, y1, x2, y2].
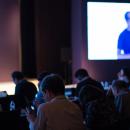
[37, 72, 50, 88]
[40, 74, 65, 102]
[75, 68, 89, 81]
[125, 11, 130, 27]
[11, 71, 24, 84]
[117, 67, 130, 82]
[120, 67, 130, 77]
[111, 80, 129, 96]
[33, 72, 50, 107]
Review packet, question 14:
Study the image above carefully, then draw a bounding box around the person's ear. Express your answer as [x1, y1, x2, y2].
[14, 78, 18, 84]
[47, 90, 55, 99]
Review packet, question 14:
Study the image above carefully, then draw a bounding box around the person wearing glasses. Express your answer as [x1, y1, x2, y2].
[26, 74, 85, 130]
[117, 11, 130, 59]
[33, 72, 50, 109]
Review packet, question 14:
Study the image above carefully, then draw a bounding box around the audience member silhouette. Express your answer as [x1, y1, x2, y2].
[79, 83, 119, 130]
[11, 71, 37, 108]
[111, 80, 130, 130]
[111, 80, 130, 119]
[26, 74, 85, 130]
[107, 67, 130, 101]
[117, 67, 130, 86]
[75, 68, 104, 97]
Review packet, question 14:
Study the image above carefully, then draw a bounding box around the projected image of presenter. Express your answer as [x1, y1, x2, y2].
[117, 11, 130, 59]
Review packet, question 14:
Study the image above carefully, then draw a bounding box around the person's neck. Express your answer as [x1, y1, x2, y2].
[50, 95, 64, 102]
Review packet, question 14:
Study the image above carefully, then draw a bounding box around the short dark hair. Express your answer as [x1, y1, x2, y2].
[40, 74, 65, 95]
[11, 71, 24, 80]
[125, 11, 130, 21]
[75, 68, 89, 78]
[37, 72, 50, 81]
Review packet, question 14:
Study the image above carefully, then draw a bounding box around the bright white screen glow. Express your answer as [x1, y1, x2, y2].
[87, 2, 130, 60]
[0, 79, 38, 95]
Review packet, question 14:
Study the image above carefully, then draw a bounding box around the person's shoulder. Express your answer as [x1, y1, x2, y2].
[26, 80, 35, 85]
[78, 77, 88, 86]
[87, 77, 102, 87]
[21, 80, 37, 91]
[120, 29, 129, 36]
[25, 80, 36, 87]
[38, 102, 49, 111]
[39, 98, 81, 111]
[38, 100, 59, 113]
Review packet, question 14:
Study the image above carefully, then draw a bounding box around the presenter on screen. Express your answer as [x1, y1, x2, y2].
[117, 11, 130, 59]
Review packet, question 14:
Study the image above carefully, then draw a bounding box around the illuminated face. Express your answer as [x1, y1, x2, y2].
[120, 69, 124, 76]
[39, 85, 51, 102]
[117, 69, 124, 80]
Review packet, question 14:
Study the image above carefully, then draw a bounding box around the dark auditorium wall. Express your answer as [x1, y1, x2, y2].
[21, 0, 71, 83]
[34, 0, 71, 83]
[20, 0, 36, 78]
[0, 0, 20, 82]
[21, 0, 130, 83]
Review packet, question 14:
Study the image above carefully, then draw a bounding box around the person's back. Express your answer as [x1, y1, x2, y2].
[85, 97, 119, 130]
[112, 80, 130, 119]
[77, 77, 104, 93]
[15, 79, 37, 103]
[37, 95, 85, 130]
[27, 74, 85, 130]
[115, 91, 130, 119]
[111, 80, 130, 130]
[79, 84, 119, 130]
[12, 71, 37, 107]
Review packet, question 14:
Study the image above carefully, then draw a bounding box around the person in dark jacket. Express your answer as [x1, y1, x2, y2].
[11, 71, 37, 108]
[75, 68, 104, 97]
[79, 84, 119, 130]
[33, 72, 50, 108]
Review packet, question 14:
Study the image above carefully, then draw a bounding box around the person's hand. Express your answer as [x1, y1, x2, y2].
[33, 100, 41, 108]
[26, 107, 36, 123]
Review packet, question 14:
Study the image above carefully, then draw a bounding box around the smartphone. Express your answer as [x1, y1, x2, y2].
[26, 105, 34, 114]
